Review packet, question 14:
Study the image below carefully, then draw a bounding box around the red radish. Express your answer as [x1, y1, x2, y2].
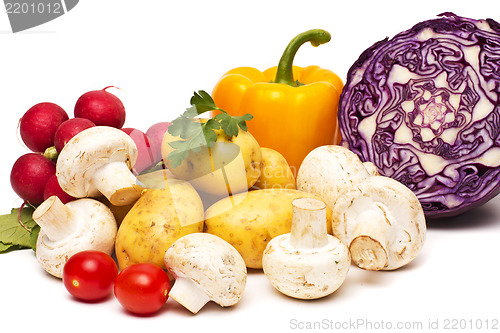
[43, 174, 75, 204]
[146, 122, 171, 163]
[74, 87, 126, 128]
[121, 128, 155, 175]
[10, 153, 56, 205]
[54, 118, 95, 152]
[19, 102, 69, 152]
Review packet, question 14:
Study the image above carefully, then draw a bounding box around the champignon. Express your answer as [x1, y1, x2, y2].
[262, 197, 350, 299]
[56, 126, 143, 206]
[34, 196, 117, 278]
[296, 145, 373, 208]
[363, 161, 380, 176]
[332, 176, 426, 270]
[164, 233, 247, 314]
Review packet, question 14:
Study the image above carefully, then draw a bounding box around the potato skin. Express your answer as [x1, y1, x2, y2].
[253, 147, 296, 190]
[161, 118, 263, 196]
[115, 179, 204, 270]
[204, 189, 333, 269]
[97, 197, 134, 227]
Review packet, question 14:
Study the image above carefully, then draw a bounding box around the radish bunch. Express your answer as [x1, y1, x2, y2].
[10, 87, 170, 206]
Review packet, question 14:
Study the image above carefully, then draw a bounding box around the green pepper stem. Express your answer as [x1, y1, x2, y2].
[274, 29, 331, 87]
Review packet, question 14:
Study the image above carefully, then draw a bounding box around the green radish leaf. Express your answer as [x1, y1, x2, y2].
[0, 206, 38, 253]
[0, 242, 13, 252]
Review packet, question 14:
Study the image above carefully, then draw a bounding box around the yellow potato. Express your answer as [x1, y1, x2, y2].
[253, 147, 296, 190]
[204, 189, 333, 269]
[136, 168, 177, 189]
[97, 196, 135, 227]
[161, 118, 262, 197]
[115, 178, 204, 270]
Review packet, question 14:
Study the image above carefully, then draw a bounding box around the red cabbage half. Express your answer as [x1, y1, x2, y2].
[338, 13, 500, 218]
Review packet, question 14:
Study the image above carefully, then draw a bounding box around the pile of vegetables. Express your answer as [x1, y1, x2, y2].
[1, 13, 499, 315]
[3, 87, 169, 252]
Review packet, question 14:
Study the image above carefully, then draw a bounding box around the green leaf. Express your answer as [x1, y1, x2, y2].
[0, 242, 13, 252]
[168, 113, 200, 139]
[29, 224, 40, 252]
[215, 112, 253, 137]
[203, 118, 220, 144]
[190, 90, 220, 115]
[233, 114, 253, 132]
[167, 128, 208, 169]
[0, 206, 38, 254]
[167, 149, 190, 169]
[165, 90, 253, 168]
[214, 113, 233, 135]
[0, 242, 24, 253]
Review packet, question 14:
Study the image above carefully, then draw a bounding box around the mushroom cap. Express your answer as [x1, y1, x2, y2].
[262, 234, 350, 299]
[297, 145, 371, 208]
[164, 233, 247, 307]
[331, 176, 426, 270]
[56, 126, 138, 198]
[35, 198, 117, 278]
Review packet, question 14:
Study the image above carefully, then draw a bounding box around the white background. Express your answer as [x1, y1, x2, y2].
[1, 1, 500, 332]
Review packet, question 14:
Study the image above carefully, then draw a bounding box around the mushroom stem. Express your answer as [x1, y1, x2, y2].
[32, 196, 78, 242]
[262, 197, 351, 300]
[92, 161, 143, 206]
[348, 209, 390, 270]
[169, 276, 211, 314]
[289, 198, 328, 249]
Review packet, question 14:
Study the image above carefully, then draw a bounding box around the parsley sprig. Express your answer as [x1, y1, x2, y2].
[167, 91, 253, 168]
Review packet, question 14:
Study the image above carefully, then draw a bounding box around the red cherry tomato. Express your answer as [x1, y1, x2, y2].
[62, 250, 118, 302]
[114, 263, 171, 315]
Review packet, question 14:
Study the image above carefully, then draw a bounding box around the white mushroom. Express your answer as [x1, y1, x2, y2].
[164, 233, 247, 314]
[332, 176, 426, 270]
[297, 145, 372, 208]
[56, 126, 143, 206]
[34, 196, 117, 278]
[262, 197, 350, 300]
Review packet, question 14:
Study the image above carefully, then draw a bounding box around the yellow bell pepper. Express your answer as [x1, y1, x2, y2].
[212, 29, 343, 173]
